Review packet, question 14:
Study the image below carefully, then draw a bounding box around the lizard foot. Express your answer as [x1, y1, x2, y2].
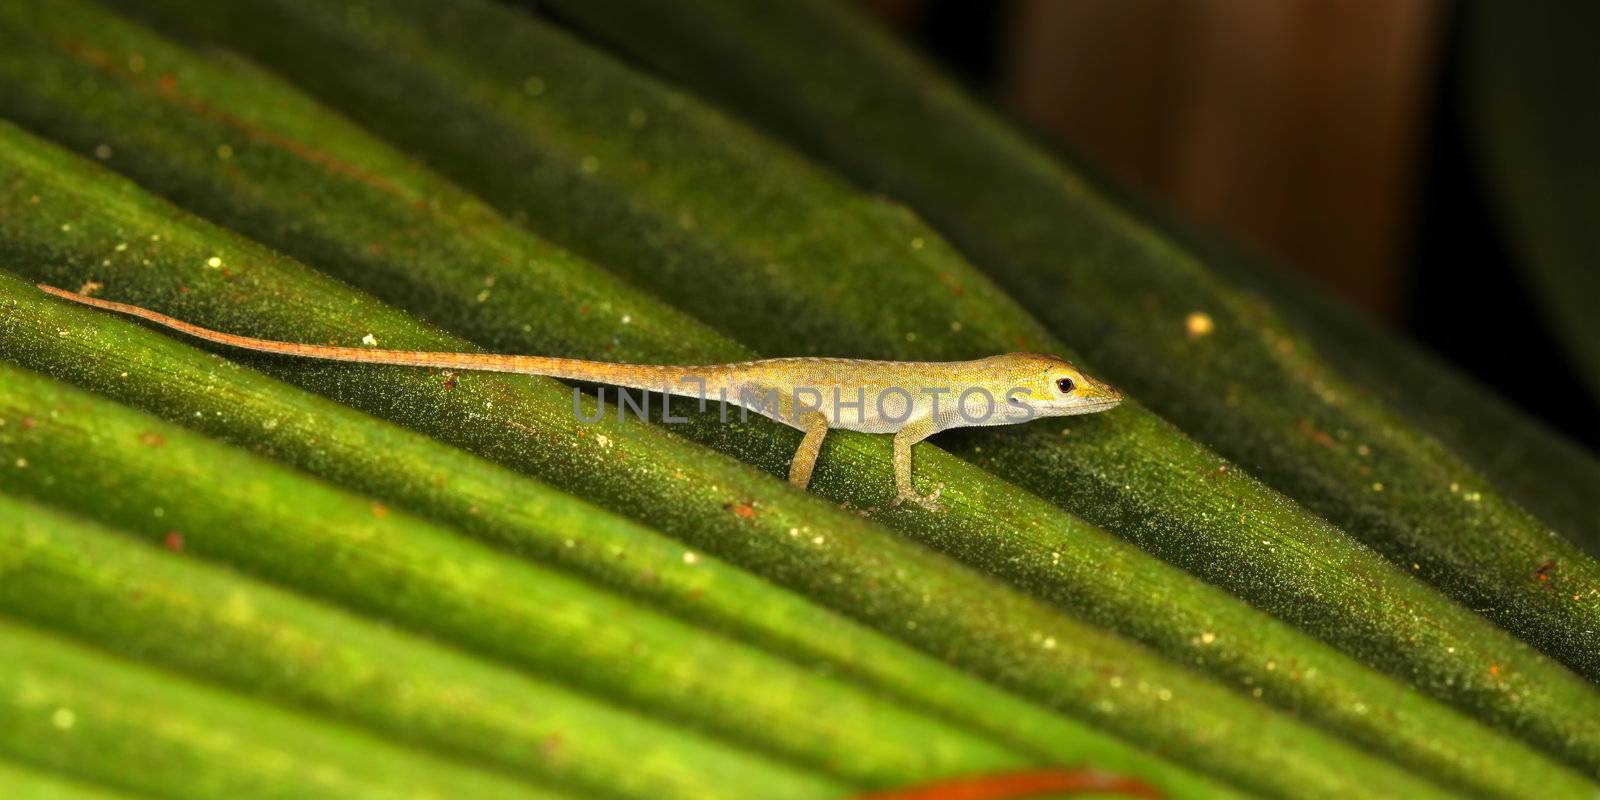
[892, 483, 946, 513]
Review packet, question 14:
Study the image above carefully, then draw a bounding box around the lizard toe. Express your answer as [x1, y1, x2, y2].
[894, 485, 947, 513]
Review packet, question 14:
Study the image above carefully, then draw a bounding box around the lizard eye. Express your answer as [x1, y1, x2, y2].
[1056, 377, 1076, 394]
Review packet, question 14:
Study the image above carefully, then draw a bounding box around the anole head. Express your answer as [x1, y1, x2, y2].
[993, 353, 1123, 418]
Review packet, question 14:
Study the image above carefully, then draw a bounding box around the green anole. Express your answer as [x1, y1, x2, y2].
[39, 284, 1122, 510]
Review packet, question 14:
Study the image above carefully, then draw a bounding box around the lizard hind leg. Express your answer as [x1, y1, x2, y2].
[891, 417, 946, 512]
[787, 411, 831, 489]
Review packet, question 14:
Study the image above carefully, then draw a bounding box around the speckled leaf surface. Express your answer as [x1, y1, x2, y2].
[537, 0, 1600, 686]
[0, 82, 1465, 800]
[3, 6, 1596, 796]
[0, 0, 1596, 798]
[1156, 211, 1600, 558]
[995, 133, 1600, 558]
[0, 560, 575, 800]
[72, 0, 1600, 778]
[0, 103, 1398, 799]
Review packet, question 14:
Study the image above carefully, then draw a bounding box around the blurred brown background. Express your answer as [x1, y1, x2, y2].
[858, 0, 1599, 447]
[864, 0, 1439, 318]
[1005, 0, 1437, 320]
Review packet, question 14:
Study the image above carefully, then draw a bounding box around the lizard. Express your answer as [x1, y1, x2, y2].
[38, 284, 1123, 510]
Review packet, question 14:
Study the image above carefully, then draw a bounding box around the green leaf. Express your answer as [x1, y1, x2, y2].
[991, 129, 1600, 557]
[535, 0, 1600, 694]
[1148, 210, 1600, 557]
[0, 760, 139, 800]
[0, 522, 573, 799]
[0, 476, 842, 799]
[0, 111, 1398, 799]
[4, 1, 1593, 794]
[0, 345, 1086, 792]
[78, 0, 1600, 780]
[0, 0, 1596, 796]
[0, 275, 1232, 798]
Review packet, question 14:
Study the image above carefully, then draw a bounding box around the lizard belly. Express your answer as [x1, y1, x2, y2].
[831, 386, 920, 434]
[718, 381, 920, 434]
[816, 383, 928, 434]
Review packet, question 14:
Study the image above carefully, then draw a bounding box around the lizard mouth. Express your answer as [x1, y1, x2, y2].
[1072, 398, 1124, 414]
[1006, 397, 1121, 415]
[1045, 397, 1123, 416]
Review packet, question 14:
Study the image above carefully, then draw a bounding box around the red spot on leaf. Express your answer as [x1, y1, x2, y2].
[724, 500, 758, 519]
[852, 769, 1162, 800]
[137, 431, 166, 448]
[1532, 559, 1557, 583]
[370, 503, 390, 519]
[163, 531, 184, 552]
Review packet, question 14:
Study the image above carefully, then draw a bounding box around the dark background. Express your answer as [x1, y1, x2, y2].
[860, 0, 1598, 450]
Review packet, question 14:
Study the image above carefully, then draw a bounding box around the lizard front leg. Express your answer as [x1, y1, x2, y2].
[787, 411, 831, 489]
[891, 416, 945, 512]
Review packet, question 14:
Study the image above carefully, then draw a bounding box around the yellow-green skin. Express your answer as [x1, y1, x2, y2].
[656, 353, 1122, 508]
[40, 285, 1123, 509]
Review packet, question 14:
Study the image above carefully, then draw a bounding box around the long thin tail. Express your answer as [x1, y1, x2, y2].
[37, 284, 728, 393]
